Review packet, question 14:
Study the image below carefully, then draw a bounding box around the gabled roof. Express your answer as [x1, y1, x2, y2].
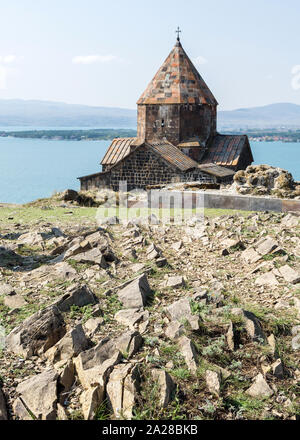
[202, 135, 253, 167]
[137, 41, 218, 106]
[146, 141, 199, 171]
[101, 137, 138, 166]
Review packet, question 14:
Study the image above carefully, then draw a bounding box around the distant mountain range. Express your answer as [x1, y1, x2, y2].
[0, 99, 299, 130]
[0, 99, 137, 129]
[218, 103, 300, 130]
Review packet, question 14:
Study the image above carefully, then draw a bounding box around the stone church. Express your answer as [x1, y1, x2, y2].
[79, 35, 253, 191]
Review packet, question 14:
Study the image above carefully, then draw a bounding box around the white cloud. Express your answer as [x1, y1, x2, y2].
[72, 54, 117, 65]
[3, 55, 17, 64]
[0, 66, 8, 89]
[0, 55, 18, 64]
[291, 65, 300, 91]
[193, 56, 208, 66]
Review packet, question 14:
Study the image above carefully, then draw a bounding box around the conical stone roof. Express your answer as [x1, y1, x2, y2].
[137, 41, 218, 106]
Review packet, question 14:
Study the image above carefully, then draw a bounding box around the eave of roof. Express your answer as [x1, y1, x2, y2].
[78, 171, 109, 180]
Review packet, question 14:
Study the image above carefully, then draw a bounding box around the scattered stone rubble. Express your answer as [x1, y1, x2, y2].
[0, 206, 299, 420]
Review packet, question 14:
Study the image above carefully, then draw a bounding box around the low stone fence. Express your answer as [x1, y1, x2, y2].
[147, 190, 300, 213]
[202, 192, 300, 213]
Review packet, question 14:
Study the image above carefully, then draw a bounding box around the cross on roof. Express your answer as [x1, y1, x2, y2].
[175, 26, 181, 42]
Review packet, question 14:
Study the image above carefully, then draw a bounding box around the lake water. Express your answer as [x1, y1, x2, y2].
[0, 137, 299, 204]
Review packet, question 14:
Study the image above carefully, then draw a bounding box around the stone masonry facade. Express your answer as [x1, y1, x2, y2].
[80, 145, 217, 192]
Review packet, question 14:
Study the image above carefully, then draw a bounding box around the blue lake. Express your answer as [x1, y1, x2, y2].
[0, 137, 299, 204]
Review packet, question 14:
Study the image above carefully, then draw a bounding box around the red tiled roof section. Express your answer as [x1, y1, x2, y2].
[101, 138, 137, 166]
[137, 42, 218, 106]
[203, 135, 252, 167]
[147, 141, 199, 172]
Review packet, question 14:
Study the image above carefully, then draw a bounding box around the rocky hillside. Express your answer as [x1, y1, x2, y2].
[0, 206, 299, 420]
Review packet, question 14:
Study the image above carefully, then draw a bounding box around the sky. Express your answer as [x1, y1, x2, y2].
[0, 0, 300, 110]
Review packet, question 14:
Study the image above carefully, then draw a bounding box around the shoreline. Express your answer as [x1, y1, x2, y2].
[1, 129, 300, 143]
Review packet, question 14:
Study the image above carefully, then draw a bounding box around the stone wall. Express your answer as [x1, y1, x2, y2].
[137, 103, 216, 145]
[137, 104, 180, 145]
[80, 172, 110, 191]
[179, 104, 216, 145]
[79, 145, 218, 192]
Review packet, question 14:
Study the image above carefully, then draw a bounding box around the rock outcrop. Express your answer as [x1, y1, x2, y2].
[233, 165, 300, 198]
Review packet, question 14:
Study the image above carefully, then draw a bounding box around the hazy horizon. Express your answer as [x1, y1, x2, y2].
[0, 97, 299, 112]
[0, 0, 300, 111]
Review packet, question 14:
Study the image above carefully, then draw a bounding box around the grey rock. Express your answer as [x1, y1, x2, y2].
[205, 370, 221, 396]
[57, 359, 75, 394]
[72, 247, 108, 268]
[165, 321, 185, 340]
[45, 324, 89, 364]
[178, 336, 198, 373]
[241, 247, 261, 264]
[151, 369, 176, 408]
[6, 305, 66, 359]
[267, 334, 277, 355]
[4, 294, 27, 309]
[64, 238, 92, 260]
[226, 321, 235, 351]
[0, 388, 7, 420]
[165, 298, 199, 330]
[279, 265, 300, 284]
[114, 309, 149, 332]
[272, 359, 284, 379]
[114, 331, 143, 358]
[16, 369, 58, 420]
[171, 241, 183, 251]
[292, 334, 300, 351]
[106, 363, 140, 420]
[83, 317, 103, 336]
[130, 263, 146, 273]
[255, 271, 279, 287]
[0, 283, 15, 296]
[56, 403, 68, 420]
[165, 298, 191, 321]
[17, 231, 44, 246]
[255, 237, 278, 256]
[80, 385, 103, 420]
[294, 298, 300, 318]
[54, 284, 98, 312]
[291, 325, 300, 336]
[117, 274, 152, 309]
[13, 398, 33, 420]
[146, 243, 161, 260]
[246, 373, 273, 398]
[281, 214, 299, 228]
[221, 238, 244, 254]
[0, 246, 23, 267]
[166, 276, 184, 288]
[62, 189, 78, 202]
[74, 338, 122, 389]
[156, 257, 168, 268]
[231, 308, 266, 343]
